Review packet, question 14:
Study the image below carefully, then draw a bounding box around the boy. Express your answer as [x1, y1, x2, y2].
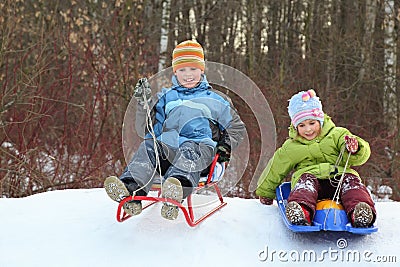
[104, 40, 245, 220]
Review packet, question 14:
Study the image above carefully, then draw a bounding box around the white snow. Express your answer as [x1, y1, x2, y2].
[0, 188, 399, 267]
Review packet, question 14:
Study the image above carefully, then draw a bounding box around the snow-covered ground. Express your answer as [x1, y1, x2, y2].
[0, 188, 399, 267]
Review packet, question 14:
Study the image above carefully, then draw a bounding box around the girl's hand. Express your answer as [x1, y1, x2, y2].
[345, 135, 358, 154]
[259, 196, 274, 205]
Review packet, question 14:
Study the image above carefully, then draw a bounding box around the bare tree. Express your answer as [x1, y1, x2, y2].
[158, 0, 171, 71]
[359, 0, 378, 82]
[1, 0, 399, 199]
[383, 0, 397, 131]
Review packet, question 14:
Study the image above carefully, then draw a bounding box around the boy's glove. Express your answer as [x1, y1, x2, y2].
[259, 196, 274, 205]
[216, 145, 231, 162]
[133, 78, 152, 105]
[344, 135, 358, 154]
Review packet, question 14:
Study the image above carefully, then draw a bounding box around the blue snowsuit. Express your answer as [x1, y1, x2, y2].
[120, 75, 245, 197]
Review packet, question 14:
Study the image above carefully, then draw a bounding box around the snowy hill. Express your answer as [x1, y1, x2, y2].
[1, 189, 399, 267]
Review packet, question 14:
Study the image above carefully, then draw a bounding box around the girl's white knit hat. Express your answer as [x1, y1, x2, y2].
[288, 89, 324, 128]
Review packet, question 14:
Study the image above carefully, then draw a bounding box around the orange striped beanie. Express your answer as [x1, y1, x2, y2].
[172, 40, 205, 72]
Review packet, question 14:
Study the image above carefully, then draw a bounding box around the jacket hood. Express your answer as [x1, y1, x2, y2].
[288, 114, 335, 143]
[171, 74, 210, 93]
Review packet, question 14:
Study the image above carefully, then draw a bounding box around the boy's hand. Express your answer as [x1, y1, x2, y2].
[216, 145, 231, 162]
[133, 78, 152, 105]
[259, 196, 274, 205]
[345, 135, 358, 154]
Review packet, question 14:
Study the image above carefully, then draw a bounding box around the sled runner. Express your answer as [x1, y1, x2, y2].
[276, 182, 378, 234]
[116, 154, 227, 227]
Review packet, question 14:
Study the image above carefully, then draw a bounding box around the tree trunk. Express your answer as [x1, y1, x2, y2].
[158, 0, 171, 71]
[383, 0, 397, 131]
[359, 0, 377, 82]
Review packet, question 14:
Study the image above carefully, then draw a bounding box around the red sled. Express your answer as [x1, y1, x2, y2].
[116, 154, 227, 227]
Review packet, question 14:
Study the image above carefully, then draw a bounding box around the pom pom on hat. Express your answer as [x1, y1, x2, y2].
[172, 40, 205, 72]
[301, 89, 316, 101]
[288, 89, 324, 128]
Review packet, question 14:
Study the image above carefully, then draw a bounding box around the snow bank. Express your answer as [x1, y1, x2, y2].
[0, 189, 399, 267]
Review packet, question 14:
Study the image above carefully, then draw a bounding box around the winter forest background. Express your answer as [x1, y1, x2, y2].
[1, 0, 399, 201]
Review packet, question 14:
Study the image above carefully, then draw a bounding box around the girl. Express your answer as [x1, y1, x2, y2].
[256, 90, 376, 228]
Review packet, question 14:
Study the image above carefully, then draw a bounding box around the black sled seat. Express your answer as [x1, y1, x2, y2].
[116, 154, 227, 227]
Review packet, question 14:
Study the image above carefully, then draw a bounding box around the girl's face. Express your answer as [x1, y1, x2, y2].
[297, 119, 321, 140]
[174, 66, 203, 88]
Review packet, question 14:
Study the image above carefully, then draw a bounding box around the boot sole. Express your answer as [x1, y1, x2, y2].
[286, 201, 311, 226]
[123, 201, 142, 216]
[353, 202, 373, 227]
[161, 177, 183, 220]
[104, 176, 142, 216]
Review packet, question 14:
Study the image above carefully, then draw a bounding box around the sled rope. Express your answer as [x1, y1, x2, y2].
[131, 78, 163, 196]
[329, 145, 346, 188]
[323, 145, 351, 227]
[332, 146, 351, 204]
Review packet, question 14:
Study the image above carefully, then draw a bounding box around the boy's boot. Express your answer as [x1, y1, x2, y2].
[286, 201, 311, 226]
[352, 202, 373, 228]
[104, 176, 142, 216]
[161, 177, 184, 220]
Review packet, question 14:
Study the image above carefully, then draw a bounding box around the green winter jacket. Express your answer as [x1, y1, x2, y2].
[256, 115, 370, 199]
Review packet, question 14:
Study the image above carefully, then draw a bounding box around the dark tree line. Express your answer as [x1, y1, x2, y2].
[1, 0, 399, 200]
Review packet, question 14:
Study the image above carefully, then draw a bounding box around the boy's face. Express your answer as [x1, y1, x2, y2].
[297, 119, 321, 140]
[174, 66, 203, 88]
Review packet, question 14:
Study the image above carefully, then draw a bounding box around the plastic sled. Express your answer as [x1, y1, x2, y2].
[276, 182, 378, 235]
[116, 154, 227, 227]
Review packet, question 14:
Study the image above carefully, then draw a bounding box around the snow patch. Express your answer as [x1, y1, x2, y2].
[0, 189, 399, 267]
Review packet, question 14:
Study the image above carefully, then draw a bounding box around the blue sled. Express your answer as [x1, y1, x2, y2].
[276, 182, 378, 235]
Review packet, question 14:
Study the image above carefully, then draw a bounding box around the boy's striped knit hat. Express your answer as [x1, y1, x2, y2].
[172, 40, 205, 72]
[288, 89, 324, 128]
